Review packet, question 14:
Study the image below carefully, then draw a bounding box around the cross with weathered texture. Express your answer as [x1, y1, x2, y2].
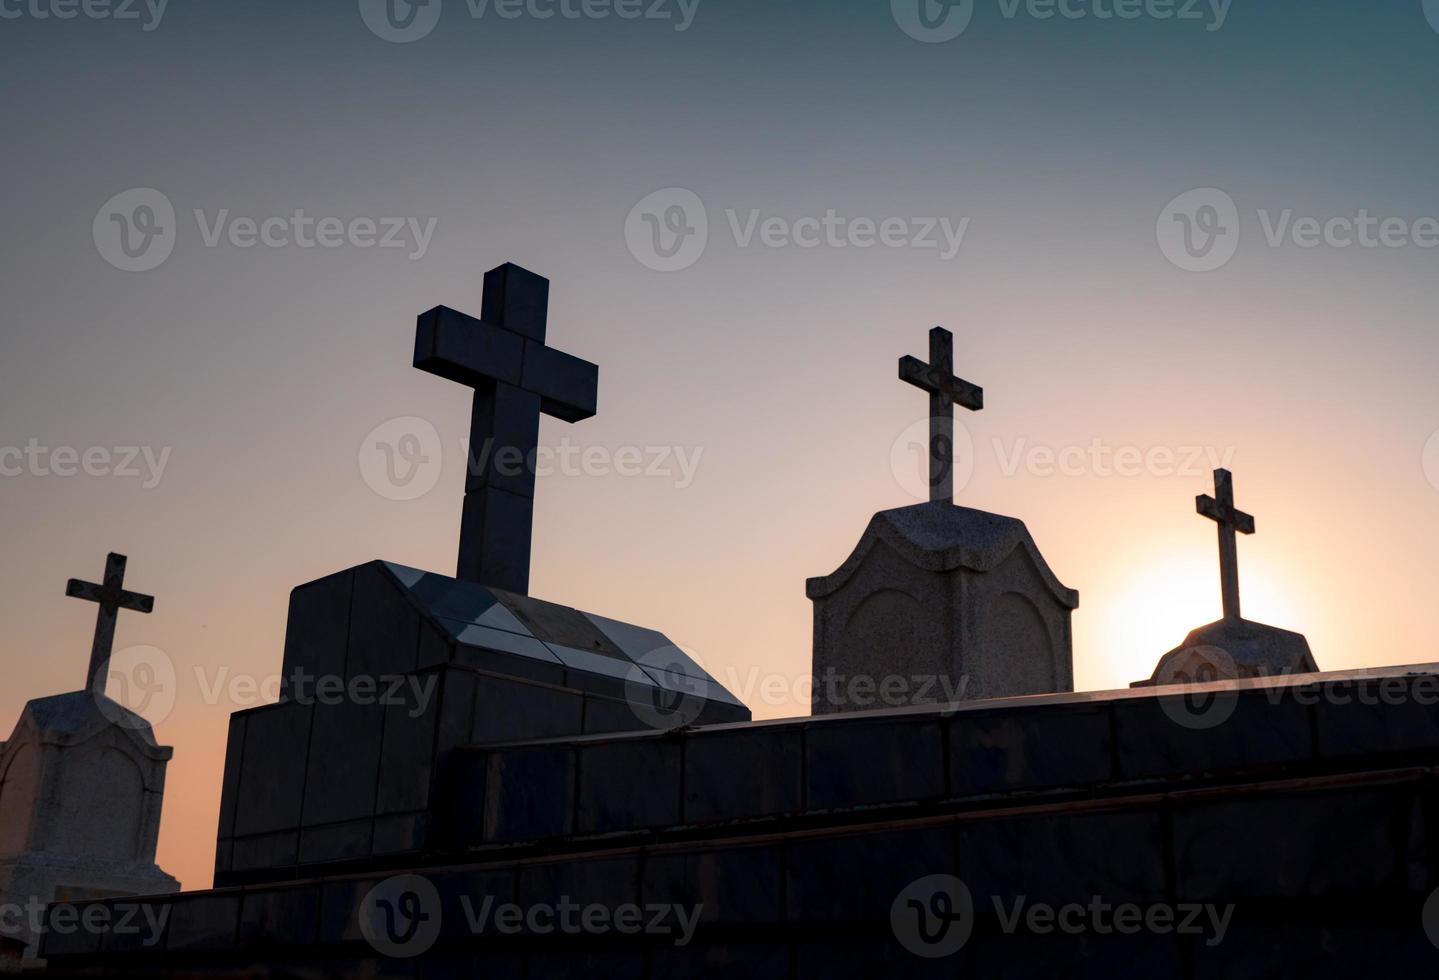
[66, 552, 155, 695]
[898, 326, 983, 503]
[1197, 468, 1255, 621]
[413, 263, 598, 594]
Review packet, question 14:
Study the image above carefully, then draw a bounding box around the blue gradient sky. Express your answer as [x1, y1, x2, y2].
[3, 0, 1439, 886]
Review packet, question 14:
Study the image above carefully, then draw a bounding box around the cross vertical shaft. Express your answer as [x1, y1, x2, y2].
[899, 326, 983, 504]
[1196, 468, 1255, 621]
[413, 263, 599, 593]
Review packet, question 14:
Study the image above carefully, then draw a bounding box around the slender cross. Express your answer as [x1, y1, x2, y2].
[66, 553, 155, 695]
[1196, 468, 1255, 621]
[898, 326, 983, 503]
[413, 263, 598, 594]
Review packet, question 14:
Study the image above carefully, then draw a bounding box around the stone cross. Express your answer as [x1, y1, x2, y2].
[413, 263, 598, 594]
[898, 326, 983, 503]
[66, 552, 155, 695]
[1196, 468, 1255, 621]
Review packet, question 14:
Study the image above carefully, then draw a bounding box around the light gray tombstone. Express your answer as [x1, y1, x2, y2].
[0, 555, 178, 965]
[1138, 470, 1319, 685]
[807, 502, 1079, 713]
[807, 329, 1078, 714]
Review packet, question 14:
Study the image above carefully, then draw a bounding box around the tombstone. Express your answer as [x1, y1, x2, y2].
[807, 327, 1078, 713]
[1138, 469, 1319, 686]
[0, 554, 178, 964]
[210, 264, 748, 887]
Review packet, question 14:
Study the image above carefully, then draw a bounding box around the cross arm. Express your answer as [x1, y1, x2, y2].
[66, 579, 105, 603]
[1196, 495, 1256, 534]
[523, 343, 598, 423]
[414, 307, 525, 389]
[898, 355, 984, 411]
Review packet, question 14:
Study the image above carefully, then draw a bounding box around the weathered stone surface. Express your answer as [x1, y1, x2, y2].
[1144, 617, 1319, 685]
[806, 716, 946, 809]
[0, 693, 178, 960]
[575, 739, 682, 834]
[808, 502, 1077, 714]
[44, 665, 1439, 976]
[950, 701, 1111, 796]
[682, 726, 802, 824]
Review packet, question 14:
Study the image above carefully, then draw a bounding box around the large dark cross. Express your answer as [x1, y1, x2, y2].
[66, 552, 155, 695]
[1196, 468, 1255, 621]
[413, 263, 598, 594]
[898, 326, 984, 503]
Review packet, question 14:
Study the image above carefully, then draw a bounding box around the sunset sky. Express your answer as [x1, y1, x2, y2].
[3, 0, 1439, 891]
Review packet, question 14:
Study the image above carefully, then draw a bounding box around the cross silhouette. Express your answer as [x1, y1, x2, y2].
[898, 326, 983, 503]
[66, 553, 155, 695]
[1196, 468, 1255, 621]
[413, 263, 598, 593]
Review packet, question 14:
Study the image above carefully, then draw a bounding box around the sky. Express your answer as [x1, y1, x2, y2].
[3, 0, 1439, 891]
